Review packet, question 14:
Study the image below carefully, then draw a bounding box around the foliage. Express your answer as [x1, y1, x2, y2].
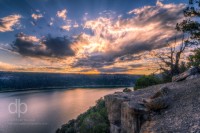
[134, 75, 161, 90]
[56, 98, 110, 133]
[176, 0, 200, 45]
[176, 0, 200, 70]
[188, 48, 200, 67]
[179, 61, 188, 73]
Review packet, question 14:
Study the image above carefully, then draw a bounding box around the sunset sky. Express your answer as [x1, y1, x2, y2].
[0, 0, 188, 74]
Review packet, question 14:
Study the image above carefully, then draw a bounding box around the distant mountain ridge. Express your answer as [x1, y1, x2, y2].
[0, 72, 141, 92]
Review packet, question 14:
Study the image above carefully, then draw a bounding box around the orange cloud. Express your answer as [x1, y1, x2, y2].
[31, 13, 43, 20]
[57, 9, 67, 20]
[0, 14, 22, 32]
[61, 25, 71, 31]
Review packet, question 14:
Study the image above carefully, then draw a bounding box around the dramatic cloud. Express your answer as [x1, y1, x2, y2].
[0, 1, 187, 74]
[0, 14, 22, 32]
[57, 9, 67, 20]
[31, 13, 43, 20]
[11, 33, 75, 58]
[72, 2, 185, 69]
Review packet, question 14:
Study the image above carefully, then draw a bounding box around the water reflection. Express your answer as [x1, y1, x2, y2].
[0, 88, 122, 133]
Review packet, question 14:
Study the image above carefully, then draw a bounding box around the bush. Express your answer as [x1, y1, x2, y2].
[57, 98, 110, 133]
[134, 75, 161, 90]
[188, 48, 200, 67]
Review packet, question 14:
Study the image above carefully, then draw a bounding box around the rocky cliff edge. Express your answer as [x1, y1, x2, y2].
[105, 77, 200, 133]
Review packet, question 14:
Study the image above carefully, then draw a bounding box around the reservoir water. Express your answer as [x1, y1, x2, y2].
[0, 88, 123, 133]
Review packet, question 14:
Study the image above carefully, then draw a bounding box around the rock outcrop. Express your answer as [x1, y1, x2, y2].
[172, 66, 200, 82]
[105, 77, 200, 133]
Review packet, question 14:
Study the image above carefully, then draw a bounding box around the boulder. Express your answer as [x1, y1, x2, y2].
[172, 66, 200, 82]
[123, 88, 132, 92]
[186, 74, 200, 80]
[143, 96, 170, 111]
[143, 86, 171, 111]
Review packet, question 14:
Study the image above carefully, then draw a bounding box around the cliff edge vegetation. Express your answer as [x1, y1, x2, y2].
[56, 98, 110, 133]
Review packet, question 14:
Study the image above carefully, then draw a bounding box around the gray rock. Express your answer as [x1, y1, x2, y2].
[104, 93, 130, 128]
[123, 88, 132, 92]
[142, 86, 171, 111]
[186, 74, 200, 80]
[143, 96, 170, 111]
[110, 124, 121, 133]
[172, 66, 200, 82]
[121, 102, 149, 133]
[150, 86, 170, 99]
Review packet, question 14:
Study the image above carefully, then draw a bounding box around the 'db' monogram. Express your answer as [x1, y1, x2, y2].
[8, 99, 28, 118]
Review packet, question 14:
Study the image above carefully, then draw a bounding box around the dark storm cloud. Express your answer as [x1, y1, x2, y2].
[117, 55, 141, 62]
[72, 54, 142, 68]
[72, 56, 114, 68]
[129, 64, 143, 68]
[11, 33, 75, 58]
[98, 67, 129, 73]
[133, 5, 184, 26]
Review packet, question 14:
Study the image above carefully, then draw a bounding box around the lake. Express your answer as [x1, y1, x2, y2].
[0, 88, 123, 133]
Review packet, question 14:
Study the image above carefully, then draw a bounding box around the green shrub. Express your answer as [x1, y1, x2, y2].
[188, 48, 200, 67]
[134, 75, 161, 90]
[57, 98, 110, 133]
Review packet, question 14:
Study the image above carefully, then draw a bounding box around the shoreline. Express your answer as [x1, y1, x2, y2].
[0, 85, 132, 93]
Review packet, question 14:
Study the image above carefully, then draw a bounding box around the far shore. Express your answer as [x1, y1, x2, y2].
[0, 85, 133, 93]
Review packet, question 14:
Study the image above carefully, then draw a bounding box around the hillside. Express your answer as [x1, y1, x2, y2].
[0, 72, 139, 91]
